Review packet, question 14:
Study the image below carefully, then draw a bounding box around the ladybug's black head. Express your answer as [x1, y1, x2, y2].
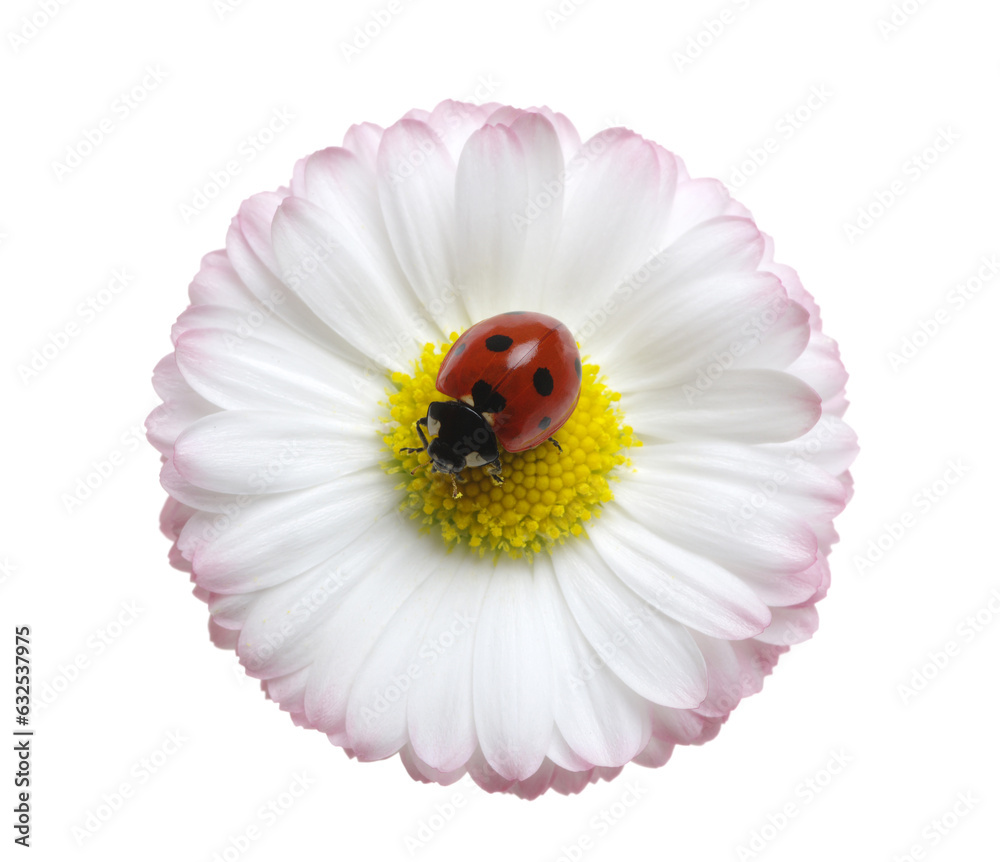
[425, 400, 499, 474]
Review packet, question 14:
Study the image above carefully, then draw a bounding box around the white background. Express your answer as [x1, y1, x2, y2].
[3, 0, 999, 859]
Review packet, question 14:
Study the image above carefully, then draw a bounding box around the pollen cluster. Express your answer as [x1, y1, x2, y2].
[381, 337, 639, 559]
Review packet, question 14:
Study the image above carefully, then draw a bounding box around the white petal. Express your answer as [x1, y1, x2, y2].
[534, 555, 650, 767]
[454, 123, 530, 321]
[376, 120, 468, 334]
[755, 604, 820, 646]
[546, 727, 595, 771]
[346, 569, 457, 761]
[171, 302, 313, 358]
[589, 505, 772, 639]
[635, 442, 848, 523]
[740, 564, 824, 608]
[662, 177, 735, 244]
[398, 744, 466, 787]
[159, 497, 195, 545]
[455, 111, 567, 319]
[187, 250, 259, 312]
[271, 196, 432, 370]
[473, 559, 553, 780]
[528, 106, 582, 165]
[207, 591, 254, 630]
[626, 369, 822, 445]
[465, 748, 516, 793]
[225, 192, 351, 355]
[510, 759, 559, 800]
[784, 331, 849, 403]
[734, 300, 812, 370]
[146, 354, 217, 455]
[342, 122, 384, 173]
[692, 633, 784, 718]
[209, 618, 239, 649]
[177, 469, 397, 593]
[407, 560, 490, 773]
[264, 667, 310, 716]
[291, 147, 382, 236]
[546, 130, 677, 333]
[615, 449, 820, 583]
[651, 704, 716, 745]
[235, 557, 367, 679]
[420, 100, 502, 163]
[762, 415, 859, 477]
[617, 274, 795, 393]
[292, 144, 442, 361]
[174, 327, 370, 416]
[553, 541, 708, 708]
[160, 457, 235, 513]
[506, 112, 566, 295]
[550, 765, 623, 796]
[632, 735, 674, 768]
[170, 301, 381, 406]
[580, 216, 790, 387]
[172, 410, 379, 495]
[301, 530, 445, 735]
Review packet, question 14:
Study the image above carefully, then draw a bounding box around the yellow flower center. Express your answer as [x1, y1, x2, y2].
[381, 335, 639, 559]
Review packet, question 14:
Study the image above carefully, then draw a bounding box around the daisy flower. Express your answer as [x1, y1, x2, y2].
[147, 100, 857, 799]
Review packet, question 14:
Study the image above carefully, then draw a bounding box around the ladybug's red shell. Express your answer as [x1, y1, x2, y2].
[436, 312, 582, 453]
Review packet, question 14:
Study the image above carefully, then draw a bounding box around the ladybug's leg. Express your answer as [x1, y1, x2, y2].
[400, 417, 430, 455]
[449, 473, 463, 499]
[548, 437, 563, 453]
[486, 458, 504, 487]
[401, 418, 432, 476]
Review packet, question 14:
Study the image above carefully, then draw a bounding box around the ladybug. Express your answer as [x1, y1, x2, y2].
[402, 311, 582, 497]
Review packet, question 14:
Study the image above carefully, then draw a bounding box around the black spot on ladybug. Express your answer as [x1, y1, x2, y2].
[538, 416, 551, 430]
[484, 334, 514, 352]
[574, 357, 582, 379]
[471, 379, 507, 414]
[533, 367, 554, 397]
